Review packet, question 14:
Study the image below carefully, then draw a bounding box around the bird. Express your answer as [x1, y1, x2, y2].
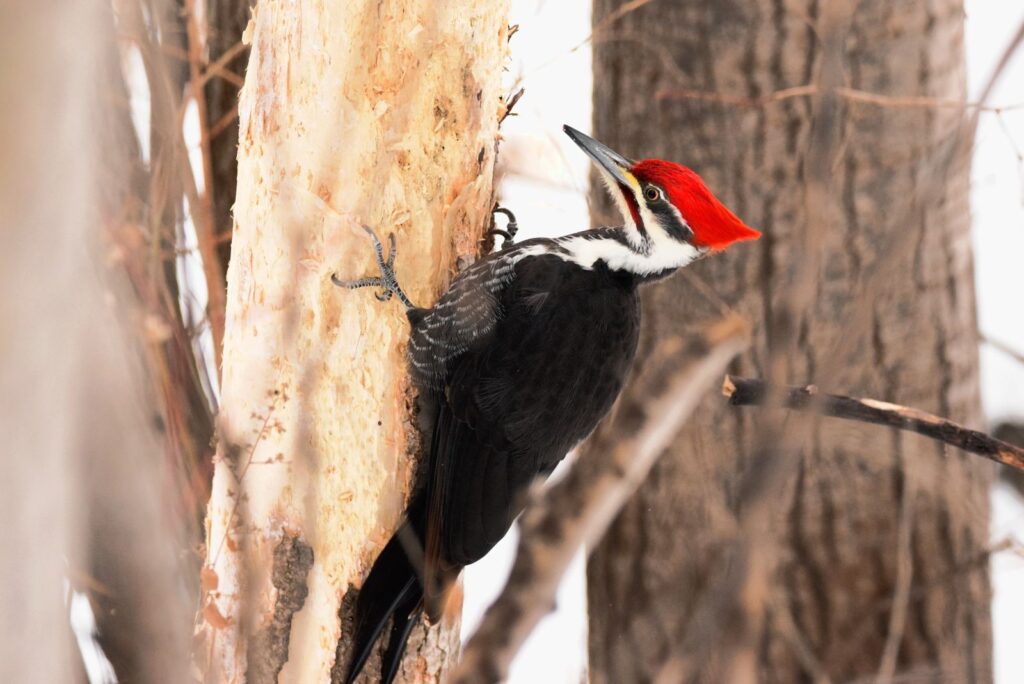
[334, 124, 760, 683]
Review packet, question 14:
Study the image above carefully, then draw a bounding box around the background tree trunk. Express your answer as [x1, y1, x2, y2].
[204, 0, 252, 277]
[194, 2, 510, 682]
[3, 2, 192, 682]
[584, 1, 991, 682]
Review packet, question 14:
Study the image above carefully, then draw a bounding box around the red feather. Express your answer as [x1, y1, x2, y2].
[631, 159, 760, 250]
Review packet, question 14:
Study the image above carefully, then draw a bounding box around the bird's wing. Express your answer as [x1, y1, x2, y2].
[407, 250, 518, 389]
[423, 254, 580, 582]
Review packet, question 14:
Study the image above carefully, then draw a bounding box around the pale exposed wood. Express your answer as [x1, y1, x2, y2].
[194, 2, 510, 682]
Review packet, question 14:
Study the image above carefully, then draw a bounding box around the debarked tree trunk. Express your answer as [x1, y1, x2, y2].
[194, 2, 511, 682]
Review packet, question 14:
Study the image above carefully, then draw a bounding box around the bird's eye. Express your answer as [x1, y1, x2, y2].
[644, 186, 662, 202]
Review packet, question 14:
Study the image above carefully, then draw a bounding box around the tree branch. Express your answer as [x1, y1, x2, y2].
[723, 375, 1024, 471]
[450, 316, 751, 684]
[654, 84, 1024, 113]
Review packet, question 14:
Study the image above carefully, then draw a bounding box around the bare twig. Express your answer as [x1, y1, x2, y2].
[450, 316, 751, 684]
[574, 0, 659, 52]
[971, 17, 1024, 122]
[834, 537, 1016, 675]
[768, 595, 834, 684]
[498, 87, 525, 124]
[209, 104, 240, 140]
[197, 40, 247, 89]
[184, 0, 227, 371]
[992, 110, 1024, 206]
[655, 84, 816, 108]
[982, 335, 1024, 367]
[655, 83, 1024, 113]
[723, 375, 1024, 471]
[876, 434, 915, 684]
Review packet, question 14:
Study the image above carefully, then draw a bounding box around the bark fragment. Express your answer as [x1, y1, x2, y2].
[247, 536, 315, 684]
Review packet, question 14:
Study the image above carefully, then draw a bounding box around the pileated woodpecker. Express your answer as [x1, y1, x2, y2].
[335, 125, 759, 683]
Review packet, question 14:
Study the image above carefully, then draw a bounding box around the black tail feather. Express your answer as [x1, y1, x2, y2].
[379, 584, 423, 684]
[345, 515, 425, 684]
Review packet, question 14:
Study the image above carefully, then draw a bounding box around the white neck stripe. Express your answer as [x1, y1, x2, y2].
[511, 232, 704, 277]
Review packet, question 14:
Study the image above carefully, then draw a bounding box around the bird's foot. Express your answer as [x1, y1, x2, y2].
[487, 205, 519, 248]
[332, 226, 415, 310]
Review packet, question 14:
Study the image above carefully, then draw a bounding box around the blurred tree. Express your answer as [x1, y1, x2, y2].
[192, 2, 511, 682]
[584, 1, 992, 682]
[3, 1, 192, 682]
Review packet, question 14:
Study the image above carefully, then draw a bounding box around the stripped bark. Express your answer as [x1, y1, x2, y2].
[585, 0, 991, 682]
[194, 2, 511, 681]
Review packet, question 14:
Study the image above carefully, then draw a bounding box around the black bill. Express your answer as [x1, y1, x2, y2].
[563, 124, 635, 186]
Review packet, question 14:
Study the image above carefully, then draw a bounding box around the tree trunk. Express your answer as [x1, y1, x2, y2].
[585, 1, 991, 682]
[3, 2, 192, 682]
[194, 2, 510, 682]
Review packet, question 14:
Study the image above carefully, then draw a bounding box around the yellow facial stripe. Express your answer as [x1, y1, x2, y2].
[622, 169, 641, 192]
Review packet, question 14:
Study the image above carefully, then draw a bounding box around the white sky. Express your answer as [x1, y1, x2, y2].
[463, 1, 1024, 682]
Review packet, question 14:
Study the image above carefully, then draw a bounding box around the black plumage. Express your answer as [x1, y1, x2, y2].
[340, 124, 759, 683]
[344, 231, 641, 683]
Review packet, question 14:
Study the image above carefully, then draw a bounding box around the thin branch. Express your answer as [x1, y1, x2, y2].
[655, 84, 816, 108]
[573, 0, 659, 53]
[876, 435, 914, 684]
[450, 316, 751, 684]
[184, 0, 227, 371]
[972, 16, 1024, 120]
[992, 111, 1024, 206]
[768, 595, 834, 684]
[833, 537, 1016, 675]
[208, 103, 239, 140]
[655, 83, 1024, 112]
[197, 39, 247, 89]
[723, 375, 1024, 471]
[982, 334, 1024, 367]
[498, 87, 525, 124]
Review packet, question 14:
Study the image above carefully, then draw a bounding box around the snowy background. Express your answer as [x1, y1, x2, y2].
[462, 1, 1024, 682]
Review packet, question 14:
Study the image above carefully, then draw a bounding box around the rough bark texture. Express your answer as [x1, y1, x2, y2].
[194, 2, 510, 682]
[585, 1, 991, 682]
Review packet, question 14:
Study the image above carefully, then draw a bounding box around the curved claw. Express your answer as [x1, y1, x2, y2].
[332, 225, 416, 310]
[386, 233, 397, 268]
[488, 206, 519, 248]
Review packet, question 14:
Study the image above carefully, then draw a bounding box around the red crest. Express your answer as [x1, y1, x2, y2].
[631, 159, 760, 250]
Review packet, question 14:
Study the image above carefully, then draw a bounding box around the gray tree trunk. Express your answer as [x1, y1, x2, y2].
[584, 1, 992, 682]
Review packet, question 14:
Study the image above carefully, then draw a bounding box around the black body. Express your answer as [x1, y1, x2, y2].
[345, 232, 641, 683]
